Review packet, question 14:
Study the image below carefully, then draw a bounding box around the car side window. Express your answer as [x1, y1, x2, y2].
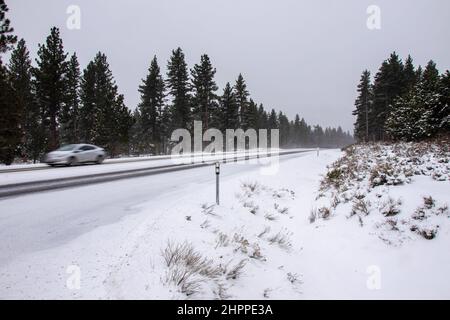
[79, 145, 89, 151]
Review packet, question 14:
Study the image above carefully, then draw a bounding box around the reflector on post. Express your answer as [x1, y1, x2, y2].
[215, 162, 220, 205]
[215, 162, 220, 174]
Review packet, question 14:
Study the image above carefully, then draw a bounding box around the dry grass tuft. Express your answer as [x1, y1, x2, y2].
[264, 212, 277, 221]
[423, 196, 435, 209]
[351, 197, 371, 217]
[308, 208, 317, 224]
[380, 197, 402, 217]
[267, 229, 292, 250]
[258, 226, 271, 238]
[224, 259, 247, 280]
[318, 206, 331, 220]
[162, 241, 223, 297]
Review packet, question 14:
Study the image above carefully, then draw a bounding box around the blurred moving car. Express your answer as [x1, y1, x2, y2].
[44, 144, 106, 166]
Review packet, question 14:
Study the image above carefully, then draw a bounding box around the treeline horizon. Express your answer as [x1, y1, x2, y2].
[353, 52, 449, 142]
[0, 2, 352, 165]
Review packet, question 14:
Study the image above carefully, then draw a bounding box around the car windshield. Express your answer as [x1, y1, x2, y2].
[56, 144, 78, 151]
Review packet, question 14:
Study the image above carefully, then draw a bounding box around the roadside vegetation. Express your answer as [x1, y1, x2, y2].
[161, 181, 300, 299]
[312, 140, 449, 245]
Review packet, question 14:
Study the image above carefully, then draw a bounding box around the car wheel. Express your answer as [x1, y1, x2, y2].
[66, 156, 77, 166]
[96, 155, 104, 164]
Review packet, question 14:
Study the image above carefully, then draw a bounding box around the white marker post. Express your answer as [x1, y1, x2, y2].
[215, 162, 220, 205]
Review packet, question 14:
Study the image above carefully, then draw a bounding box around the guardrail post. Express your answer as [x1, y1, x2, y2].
[215, 162, 220, 205]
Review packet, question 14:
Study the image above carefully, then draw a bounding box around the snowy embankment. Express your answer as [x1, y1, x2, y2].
[0, 145, 449, 299]
[313, 142, 449, 244]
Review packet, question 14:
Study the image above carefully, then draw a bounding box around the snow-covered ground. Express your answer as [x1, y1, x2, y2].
[0, 146, 449, 299]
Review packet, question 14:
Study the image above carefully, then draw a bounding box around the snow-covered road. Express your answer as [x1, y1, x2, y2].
[0, 152, 308, 267]
[0, 149, 312, 187]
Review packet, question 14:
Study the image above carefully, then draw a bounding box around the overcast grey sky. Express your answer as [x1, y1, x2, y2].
[6, 0, 450, 131]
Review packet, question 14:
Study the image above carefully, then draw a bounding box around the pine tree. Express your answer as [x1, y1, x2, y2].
[415, 66, 423, 83]
[256, 104, 268, 130]
[298, 117, 310, 146]
[247, 99, 258, 130]
[60, 53, 80, 144]
[361, 53, 450, 141]
[288, 120, 295, 146]
[403, 55, 417, 91]
[268, 109, 278, 129]
[0, 61, 19, 164]
[386, 86, 429, 141]
[98, 54, 132, 155]
[352, 70, 372, 142]
[34, 27, 68, 151]
[166, 47, 191, 130]
[371, 52, 405, 141]
[8, 39, 43, 162]
[0, 0, 19, 164]
[386, 61, 446, 141]
[111, 94, 134, 155]
[267, 109, 278, 147]
[219, 82, 238, 131]
[159, 106, 172, 154]
[79, 52, 133, 156]
[323, 127, 333, 147]
[0, 0, 16, 56]
[336, 127, 345, 147]
[312, 125, 325, 147]
[421, 60, 440, 93]
[139, 56, 165, 153]
[79, 60, 97, 143]
[84, 52, 116, 148]
[418, 60, 443, 136]
[234, 73, 249, 129]
[7, 39, 26, 153]
[191, 54, 218, 130]
[292, 114, 301, 146]
[278, 111, 290, 147]
[438, 71, 450, 133]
